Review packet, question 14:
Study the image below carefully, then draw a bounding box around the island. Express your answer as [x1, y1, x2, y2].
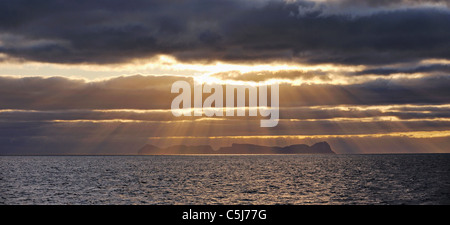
[138, 141, 335, 155]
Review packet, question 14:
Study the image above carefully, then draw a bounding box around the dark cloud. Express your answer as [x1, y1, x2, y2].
[1, 105, 450, 122]
[334, 0, 450, 7]
[279, 75, 450, 107]
[355, 64, 450, 76]
[0, 74, 449, 110]
[0, 0, 449, 65]
[279, 106, 450, 120]
[0, 75, 192, 110]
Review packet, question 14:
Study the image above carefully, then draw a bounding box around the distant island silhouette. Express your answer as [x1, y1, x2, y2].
[138, 142, 335, 155]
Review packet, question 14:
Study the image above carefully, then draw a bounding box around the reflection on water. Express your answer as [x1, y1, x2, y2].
[1, 154, 449, 204]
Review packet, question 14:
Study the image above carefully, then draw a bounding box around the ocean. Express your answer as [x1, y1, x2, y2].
[1, 154, 449, 205]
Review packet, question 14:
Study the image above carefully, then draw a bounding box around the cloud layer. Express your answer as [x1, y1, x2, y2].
[0, 0, 449, 65]
[0, 75, 449, 110]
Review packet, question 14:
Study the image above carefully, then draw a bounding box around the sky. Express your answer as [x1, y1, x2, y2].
[0, 0, 449, 154]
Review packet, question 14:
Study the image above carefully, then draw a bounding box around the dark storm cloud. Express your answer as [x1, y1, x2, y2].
[0, 0, 449, 65]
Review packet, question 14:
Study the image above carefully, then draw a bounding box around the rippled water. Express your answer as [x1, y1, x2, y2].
[1, 154, 449, 205]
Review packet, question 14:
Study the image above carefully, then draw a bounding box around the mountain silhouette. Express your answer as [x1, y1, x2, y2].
[138, 142, 335, 155]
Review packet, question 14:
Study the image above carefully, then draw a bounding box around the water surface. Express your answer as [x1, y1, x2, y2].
[1, 154, 449, 204]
